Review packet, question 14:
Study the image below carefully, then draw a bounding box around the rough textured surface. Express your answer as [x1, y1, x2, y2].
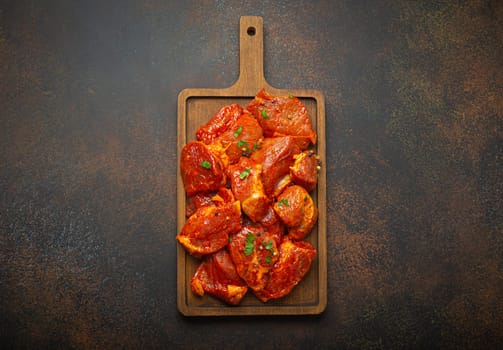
[1, 0, 502, 348]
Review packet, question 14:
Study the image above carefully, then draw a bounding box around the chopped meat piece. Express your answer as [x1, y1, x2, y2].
[228, 223, 281, 292]
[190, 249, 248, 305]
[185, 187, 236, 217]
[273, 174, 292, 199]
[177, 201, 242, 257]
[258, 205, 280, 227]
[254, 238, 316, 302]
[206, 141, 230, 170]
[211, 187, 236, 205]
[290, 150, 320, 192]
[186, 192, 214, 217]
[273, 185, 318, 240]
[228, 157, 269, 222]
[290, 136, 312, 151]
[214, 112, 263, 164]
[273, 187, 304, 227]
[246, 89, 316, 144]
[196, 103, 243, 144]
[180, 141, 227, 196]
[261, 216, 286, 245]
[250, 136, 301, 198]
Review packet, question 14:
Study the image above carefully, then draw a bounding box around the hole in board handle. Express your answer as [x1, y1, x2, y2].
[247, 26, 256, 36]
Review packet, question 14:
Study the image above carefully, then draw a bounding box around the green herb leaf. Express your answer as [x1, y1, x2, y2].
[244, 232, 255, 256]
[239, 140, 254, 157]
[278, 198, 290, 209]
[237, 140, 248, 148]
[253, 142, 262, 150]
[262, 240, 275, 264]
[228, 237, 233, 243]
[239, 167, 251, 180]
[233, 125, 243, 138]
[263, 241, 274, 253]
[289, 94, 294, 99]
[201, 160, 211, 169]
[261, 108, 269, 119]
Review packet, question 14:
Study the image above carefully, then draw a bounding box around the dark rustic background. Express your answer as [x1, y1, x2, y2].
[1, 0, 502, 349]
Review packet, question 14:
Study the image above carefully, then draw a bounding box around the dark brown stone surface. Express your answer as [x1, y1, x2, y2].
[1, 1, 502, 348]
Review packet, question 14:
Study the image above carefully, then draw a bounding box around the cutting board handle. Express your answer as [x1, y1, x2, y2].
[230, 16, 273, 95]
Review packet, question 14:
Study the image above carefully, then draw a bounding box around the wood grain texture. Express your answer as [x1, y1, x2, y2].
[177, 17, 326, 316]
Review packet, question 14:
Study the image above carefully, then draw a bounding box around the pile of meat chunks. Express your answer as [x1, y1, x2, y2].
[177, 89, 321, 305]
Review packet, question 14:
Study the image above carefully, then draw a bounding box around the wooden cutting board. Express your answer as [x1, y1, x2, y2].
[177, 16, 326, 316]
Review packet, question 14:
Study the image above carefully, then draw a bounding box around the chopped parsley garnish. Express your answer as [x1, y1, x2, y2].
[289, 94, 294, 99]
[244, 232, 255, 256]
[201, 160, 211, 169]
[238, 140, 252, 157]
[228, 237, 233, 243]
[239, 167, 251, 180]
[262, 241, 275, 264]
[278, 198, 290, 209]
[263, 241, 274, 252]
[261, 108, 269, 119]
[237, 140, 248, 148]
[233, 125, 243, 138]
[253, 142, 262, 150]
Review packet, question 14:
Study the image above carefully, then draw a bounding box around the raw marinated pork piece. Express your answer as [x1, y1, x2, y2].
[196, 103, 244, 144]
[290, 150, 320, 192]
[250, 136, 302, 198]
[191, 248, 248, 305]
[196, 103, 263, 165]
[228, 157, 269, 222]
[185, 187, 235, 217]
[228, 223, 282, 292]
[246, 89, 316, 144]
[177, 201, 242, 257]
[254, 238, 316, 302]
[273, 185, 318, 240]
[213, 112, 263, 164]
[180, 141, 227, 196]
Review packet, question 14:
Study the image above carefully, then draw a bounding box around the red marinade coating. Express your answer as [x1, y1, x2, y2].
[228, 223, 281, 292]
[196, 103, 243, 144]
[180, 141, 227, 196]
[290, 150, 320, 192]
[228, 157, 269, 222]
[251, 136, 301, 198]
[214, 112, 263, 164]
[190, 249, 248, 305]
[273, 185, 318, 240]
[246, 89, 316, 144]
[254, 238, 316, 302]
[185, 187, 236, 217]
[176, 201, 241, 257]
